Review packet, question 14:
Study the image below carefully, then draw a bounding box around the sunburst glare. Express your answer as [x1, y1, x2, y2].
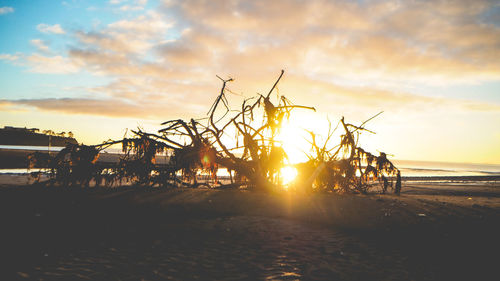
[280, 166, 298, 186]
[275, 112, 331, 164]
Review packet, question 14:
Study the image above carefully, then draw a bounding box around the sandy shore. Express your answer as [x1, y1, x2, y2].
[0, 177, 498, 280]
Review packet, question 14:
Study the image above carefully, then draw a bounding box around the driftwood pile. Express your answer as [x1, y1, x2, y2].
[29, 71, 401, 194]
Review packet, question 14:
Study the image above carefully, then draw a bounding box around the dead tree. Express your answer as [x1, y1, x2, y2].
[28, 70, 400, 193]
[295, 112, 401, 194]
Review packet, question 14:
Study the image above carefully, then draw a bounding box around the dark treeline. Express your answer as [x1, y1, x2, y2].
[0, 127, 77, 146]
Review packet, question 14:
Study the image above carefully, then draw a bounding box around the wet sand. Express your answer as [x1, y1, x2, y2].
[0, 179, 499, 280]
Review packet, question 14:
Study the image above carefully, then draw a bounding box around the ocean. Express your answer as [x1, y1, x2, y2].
[393, 160, 500, 177]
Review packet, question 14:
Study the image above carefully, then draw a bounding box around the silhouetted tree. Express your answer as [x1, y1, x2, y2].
[28, 70, 401, 194]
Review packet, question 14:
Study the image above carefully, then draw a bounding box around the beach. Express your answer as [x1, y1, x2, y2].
[0, 176, 498, 281]
[2, 1, 499, 281]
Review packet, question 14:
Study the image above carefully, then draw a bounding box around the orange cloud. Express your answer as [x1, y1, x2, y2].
[0, 98, 205, 119]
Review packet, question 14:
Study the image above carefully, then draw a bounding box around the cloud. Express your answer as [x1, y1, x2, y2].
[156, 0, 500, 84]
[28, 0, 500, 86]
[0, 52, 79, 75]
[2, 74, 498, 123]
[0, 53, 19, 61]
[0, 6, 14, 14]
[2, 0, 500, 121]
[120, 5, 144, 11]
[30, 39, 50, 53]
[0, 97, 204, 119]
[26, 54, 81, 74]
[37, 23, 65, 34]
[119, 0, 148, 11]
[54, 0, 499, 119]
[107, 11, 171, 35]
[74, 11, 171, 55]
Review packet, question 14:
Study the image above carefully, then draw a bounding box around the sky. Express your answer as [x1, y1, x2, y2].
[0, 0, 499, 164]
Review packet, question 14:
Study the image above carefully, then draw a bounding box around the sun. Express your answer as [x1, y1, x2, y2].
[275, 111, 327, 164]
[272, 111, 331, 187]
[280, 165, 298, 186]
[274, 121, 308, 164]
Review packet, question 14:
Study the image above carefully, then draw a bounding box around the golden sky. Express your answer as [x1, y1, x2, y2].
[0, 0, 499, 164]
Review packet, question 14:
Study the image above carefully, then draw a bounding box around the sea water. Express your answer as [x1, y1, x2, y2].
[0, 145, 65, 151]
[393, 160, 500, 177]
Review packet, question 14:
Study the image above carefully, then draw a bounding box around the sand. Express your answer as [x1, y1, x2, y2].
[0, 176, 498, 281]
